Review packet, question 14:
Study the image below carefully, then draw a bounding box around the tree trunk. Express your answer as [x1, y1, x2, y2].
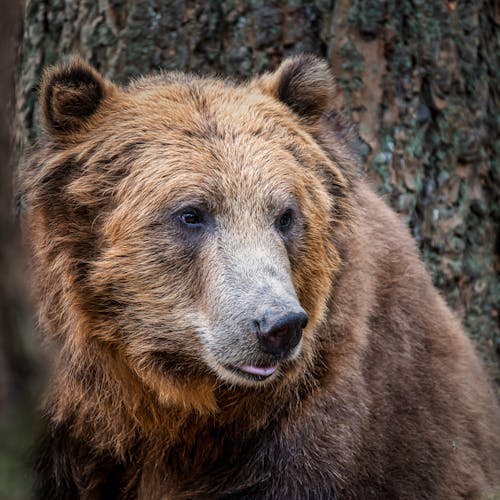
[1, 2, 42, 499]
[7, 0, 499, 494]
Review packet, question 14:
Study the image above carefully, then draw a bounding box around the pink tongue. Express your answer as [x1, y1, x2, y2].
[239, 365, 277, 377]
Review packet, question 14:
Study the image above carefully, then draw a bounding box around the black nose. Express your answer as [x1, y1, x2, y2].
[256, 310, 308, 357]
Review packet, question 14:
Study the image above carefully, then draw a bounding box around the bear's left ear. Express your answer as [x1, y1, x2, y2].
[40, 57, 116, 137]
[253, 55, 335, 125]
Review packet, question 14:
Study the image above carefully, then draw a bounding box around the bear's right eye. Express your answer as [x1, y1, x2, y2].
[179, 208, 204, 227]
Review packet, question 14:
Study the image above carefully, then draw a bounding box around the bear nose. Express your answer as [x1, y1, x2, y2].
[256, 310, 308, 357]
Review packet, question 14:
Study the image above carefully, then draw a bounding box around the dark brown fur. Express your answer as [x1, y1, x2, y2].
[22, 55, 500, 499]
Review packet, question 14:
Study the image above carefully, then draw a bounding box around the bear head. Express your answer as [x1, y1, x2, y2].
[24, 55, 353, 413]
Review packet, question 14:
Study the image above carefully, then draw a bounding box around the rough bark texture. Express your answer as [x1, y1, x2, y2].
[5, 0, 499, 496]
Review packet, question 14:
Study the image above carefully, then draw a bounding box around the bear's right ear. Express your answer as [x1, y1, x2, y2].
[40, 57, 115, 137]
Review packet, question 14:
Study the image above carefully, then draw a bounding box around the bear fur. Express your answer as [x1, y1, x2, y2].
[22, 55, 500, 499]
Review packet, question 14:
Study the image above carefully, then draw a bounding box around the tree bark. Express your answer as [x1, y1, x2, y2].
[1, 2, 41, 499]
[10, 0, 500, 481]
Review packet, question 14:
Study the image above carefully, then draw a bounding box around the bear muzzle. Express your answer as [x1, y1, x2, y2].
[204, 248, 309, 383]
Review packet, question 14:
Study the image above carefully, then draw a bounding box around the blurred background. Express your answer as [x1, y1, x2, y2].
[2, 1, 499, 498]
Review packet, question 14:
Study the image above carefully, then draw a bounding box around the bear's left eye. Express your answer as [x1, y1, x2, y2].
[179, 208, 204, 227]
[277, 209, 293, 231]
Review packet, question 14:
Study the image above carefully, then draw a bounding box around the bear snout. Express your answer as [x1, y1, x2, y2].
[255, 308, 308, 358]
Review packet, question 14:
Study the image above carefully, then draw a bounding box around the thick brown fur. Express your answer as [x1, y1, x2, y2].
[22, 55, 500, 499]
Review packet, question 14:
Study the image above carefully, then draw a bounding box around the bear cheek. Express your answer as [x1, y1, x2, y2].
[290, 206, 339, 334]
[88, 234, 203, 347]
[296, 243, 337, 333]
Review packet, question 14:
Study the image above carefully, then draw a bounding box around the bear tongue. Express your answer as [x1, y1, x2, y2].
[239, 365, 277, 377]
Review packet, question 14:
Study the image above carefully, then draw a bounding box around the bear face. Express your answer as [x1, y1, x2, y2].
[25, 56, 348, 400]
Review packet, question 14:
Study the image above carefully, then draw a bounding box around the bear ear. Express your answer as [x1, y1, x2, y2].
[40, 57, 114, 136]
[255, 55, 336, 124]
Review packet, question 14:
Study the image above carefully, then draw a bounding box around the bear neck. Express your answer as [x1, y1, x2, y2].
[46, 337, 336, 460]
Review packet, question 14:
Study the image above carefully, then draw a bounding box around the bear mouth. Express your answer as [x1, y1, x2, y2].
[227, 364, 278, 382]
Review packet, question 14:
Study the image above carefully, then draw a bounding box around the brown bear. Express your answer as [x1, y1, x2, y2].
[21, 55, 500, 499]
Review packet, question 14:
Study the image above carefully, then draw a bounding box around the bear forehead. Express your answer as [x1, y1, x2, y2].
[114, 130, 313, 218]
[109, 79, 306, 148]
[97, 80, 326, 208]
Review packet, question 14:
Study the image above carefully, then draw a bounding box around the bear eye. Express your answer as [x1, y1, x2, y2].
[277, 209, 293, 231]
[179, 208, 204, 227]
